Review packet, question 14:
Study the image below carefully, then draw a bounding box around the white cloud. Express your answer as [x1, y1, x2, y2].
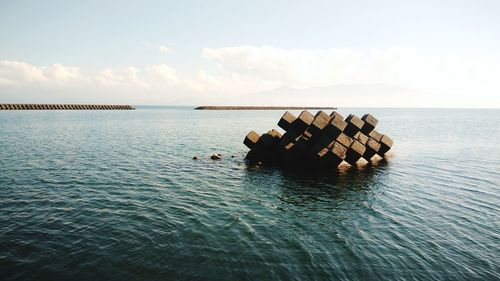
[94, 64, 201, 92]
[202, 46, 363, 89]
[0, 60, 84, 86]
[0, 60, 46, 84]
[1, 46, 500, 107]
[201, 46, 500, 99]
[95, 67, 148, 88]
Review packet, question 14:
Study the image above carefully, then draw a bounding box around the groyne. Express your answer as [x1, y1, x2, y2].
[0, 104, 135, 110]
[195, 106, 337, 110]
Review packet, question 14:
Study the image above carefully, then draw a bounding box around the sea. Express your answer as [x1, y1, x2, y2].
[0, 107, 499, 280]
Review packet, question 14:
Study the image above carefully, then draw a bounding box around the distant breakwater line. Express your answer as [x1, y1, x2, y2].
[195, 106, 337, 110]
[0, 104, 135, 110]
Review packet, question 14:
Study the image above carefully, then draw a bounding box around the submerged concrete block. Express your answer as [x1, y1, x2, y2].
[283, 136, 311, 164]
[257, 132, 279, 149]
[345, 140, 366, 165]
[329, 141, 348, 167]
[344, 114, 365, 137]
[361, 114, 379, 134]
[362, 138, 382, 161]
[378, 135, 393, 156]
[315, 147, 343, 168]
[278, 111, 297, 131]
[244, 131, 261, 150]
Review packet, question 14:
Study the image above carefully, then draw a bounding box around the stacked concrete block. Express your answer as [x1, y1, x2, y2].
[243, 110, 393, 169]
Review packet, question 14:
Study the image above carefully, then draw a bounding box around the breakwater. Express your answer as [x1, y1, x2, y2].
[0, 104, 135, 110]
[195, 106, 337, 110]
[244, 110, 393, 168]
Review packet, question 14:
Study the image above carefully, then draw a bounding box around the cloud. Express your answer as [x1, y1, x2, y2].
[1, 46, 500, 107]
[94, 64, 201, 92]
[202, 46, 363, 89]
[201, 46, 500, 98]
[157, 45, 174, 54]
[0, 60, 84, 86]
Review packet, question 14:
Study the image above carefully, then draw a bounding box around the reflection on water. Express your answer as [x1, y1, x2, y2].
[243, 158, 390, 205]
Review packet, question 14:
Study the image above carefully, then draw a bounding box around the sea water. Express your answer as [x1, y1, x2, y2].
[0, 107, 499, 280]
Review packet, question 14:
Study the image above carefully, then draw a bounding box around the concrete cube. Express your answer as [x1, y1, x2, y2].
[278, 111, 296, 131]
[361, 114, 379, 134]
[257, 132, 279, 149]
[310, 140, 329, 155]
[354, 132, 369, 145]
[345, 140, 367, 165]
[315, 133, 336, 147]
[330, 111, 344, 120]
[268, 129, 282, 139]
[344, 114, 365, 137]
[323, 115, 347, 139]
[292, 110, 314, 134]
[331, 141, 347, 159]
[362, 138, 382, 161]
[378, 135, 393, 156]
[278, 132, 295, 147]
[302, 130, 313, 140]
[368, 129, 383, 142]
[308, 111, 330, 137]
[283, 136, 311, 164]
[336, 133, 354, 148]
[315, 147, 342, 168]
[327, 141, 348, 167]
[244, 131, 261, 150]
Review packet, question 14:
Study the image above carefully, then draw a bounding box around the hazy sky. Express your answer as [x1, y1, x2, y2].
[1, 0, 499, 107]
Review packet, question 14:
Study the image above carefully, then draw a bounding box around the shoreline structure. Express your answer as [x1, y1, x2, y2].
[0, 104, 135, 110]
[195, 106, 337, 110]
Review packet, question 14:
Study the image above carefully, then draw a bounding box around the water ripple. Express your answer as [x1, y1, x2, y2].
[0, 108, 499, 280]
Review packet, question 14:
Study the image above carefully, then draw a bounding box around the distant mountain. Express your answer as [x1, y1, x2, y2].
[232, 83, 427, 107]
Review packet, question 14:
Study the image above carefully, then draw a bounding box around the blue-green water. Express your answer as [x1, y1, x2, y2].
[0, 107, 499, 280]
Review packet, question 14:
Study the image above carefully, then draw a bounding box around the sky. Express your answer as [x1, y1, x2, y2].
[0, 0, 499, 107]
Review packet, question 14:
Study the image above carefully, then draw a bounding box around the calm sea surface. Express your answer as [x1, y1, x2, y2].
[0, 107, 499, 280]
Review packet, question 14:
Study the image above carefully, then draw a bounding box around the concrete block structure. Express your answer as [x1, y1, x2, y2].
[243, 110, 393, 170]
[0, 104, 135, 110]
